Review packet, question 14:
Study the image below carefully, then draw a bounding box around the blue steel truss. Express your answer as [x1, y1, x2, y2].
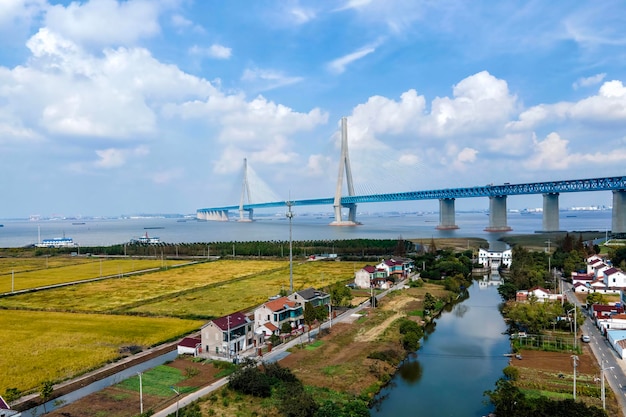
[197, 176, 626, 213]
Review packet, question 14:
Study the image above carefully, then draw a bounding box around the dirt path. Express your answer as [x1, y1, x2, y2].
[354, 297, 411, 342]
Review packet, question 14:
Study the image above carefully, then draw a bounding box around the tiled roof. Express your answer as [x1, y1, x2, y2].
[363, 265, 376, 273]
[264, 296, 299, 312]
[212, 312, 250, 331]
[295, 287, 329, 301]
[178, 337, 201, 348]
[604, 267, 620, 276]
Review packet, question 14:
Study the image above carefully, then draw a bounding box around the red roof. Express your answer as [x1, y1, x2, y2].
[264, 296, 299, 312]
[178, 337, 201, 348]
[212, 312, 250, 331]
[604, 267, 620, 276]
[263, 322, 278, 332]
[362, 265, 376, 273]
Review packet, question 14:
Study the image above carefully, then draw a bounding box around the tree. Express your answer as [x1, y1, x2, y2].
[423, 292, 437, 314]
[303, 302, 317, 341]
[329, 282, 353, 306]
[40, 380, 54, 412]
[497, 282, 518, 301]
[3, 387, 21, 404]
[586, 292, 606, 307]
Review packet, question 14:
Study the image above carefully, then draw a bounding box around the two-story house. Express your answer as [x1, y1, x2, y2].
[354, 265, 388, 289]
[200, 311, 254, 357]
[254, 296, 303, 336]
[288, 287, 330, 309]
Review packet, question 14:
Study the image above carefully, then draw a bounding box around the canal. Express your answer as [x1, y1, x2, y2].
[371, 276, 510, 417]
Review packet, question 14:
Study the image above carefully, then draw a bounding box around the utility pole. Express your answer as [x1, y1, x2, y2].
[137, 372, 143, 415]
[572, 355, 578, 400]
[600, 360, 614, 410]
[286, 200, 294, 294]
[227, 315, 231, 360]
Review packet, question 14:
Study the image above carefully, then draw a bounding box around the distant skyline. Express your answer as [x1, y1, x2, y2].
[1, 1, 625, 218]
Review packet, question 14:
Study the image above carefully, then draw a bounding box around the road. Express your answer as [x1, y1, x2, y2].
[152, 279, 407, 417]
[564, 280, 626, 416]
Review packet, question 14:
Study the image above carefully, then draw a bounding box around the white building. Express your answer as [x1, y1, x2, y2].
[478, 248, 512, 269]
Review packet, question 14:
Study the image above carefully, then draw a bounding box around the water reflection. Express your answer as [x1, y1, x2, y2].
[371, 283, 510, 417]
[398, 355, 423, 385]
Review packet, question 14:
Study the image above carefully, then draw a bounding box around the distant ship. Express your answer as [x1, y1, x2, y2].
[131, 232, 160, 244]
[36, 237, 77, 248]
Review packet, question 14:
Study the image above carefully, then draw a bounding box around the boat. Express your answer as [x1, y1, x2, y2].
[35, 237, 77, 248]
[131, 232, 160, 244]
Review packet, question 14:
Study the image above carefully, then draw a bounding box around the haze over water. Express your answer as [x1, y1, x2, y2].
[0, 210, 612, 249]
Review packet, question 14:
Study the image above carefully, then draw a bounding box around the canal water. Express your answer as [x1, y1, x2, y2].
[371, 277, 510, 417]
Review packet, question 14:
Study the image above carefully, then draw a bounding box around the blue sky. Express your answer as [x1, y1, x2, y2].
[1, 0, 626, 218]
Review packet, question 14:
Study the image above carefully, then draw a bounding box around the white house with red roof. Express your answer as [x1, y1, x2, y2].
[355, 265, 388, 289]
[177, 336, 201, 356]
[603, 267, 626, 288]
[200, 311, 254, 358]
[254, 296, 303, 335]
[515, 286, 562, 302]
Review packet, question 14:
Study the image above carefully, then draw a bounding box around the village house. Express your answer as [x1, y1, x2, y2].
[355, 265, 384, 289]
[591, 304, 625, 319]
[603, 267, 626, 288]
[606, 330, 626, 358]
[478, 248, 513, 269]
[288, 287, 330, 309]
[177, 336, 201, 356]
[515, 286, 562, 303]
[376, 258, 414, 278]
[200, 311, 255, 358]
[254, 296, 303, 337]
[596, 314, 626, 334]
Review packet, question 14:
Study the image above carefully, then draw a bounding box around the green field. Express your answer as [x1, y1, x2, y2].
[0, 258, 356, 396]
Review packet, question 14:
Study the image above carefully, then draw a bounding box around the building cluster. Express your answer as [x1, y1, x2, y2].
[572, 254, 626, 294]
[178, 287, 331, 359]
[353, 258, 414, 289]
[178, 258, 414, 360]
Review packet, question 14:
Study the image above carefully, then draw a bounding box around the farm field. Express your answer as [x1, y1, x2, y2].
[0, 257, 189, 293]
[1, 258, 358, 398]
[0, 259, 288, 312]
[0, 309, 203, 395]
[127, 259, 360, 317]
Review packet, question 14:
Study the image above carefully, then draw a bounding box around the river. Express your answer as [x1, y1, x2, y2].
[371, 276, 510, 417]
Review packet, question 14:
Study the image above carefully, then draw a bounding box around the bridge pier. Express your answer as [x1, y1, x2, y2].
[436, 198, 459, 230]
[613, 190, 626, 234]
[238, 208, 253, 222]
[542, 193, 560, 232]
[198, 210, 229, 221]
[484, 195, 512, 232]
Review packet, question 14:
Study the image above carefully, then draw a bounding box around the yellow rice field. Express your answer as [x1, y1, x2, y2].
[128, 260, 358, 317]
[0, 260, 288, 312]
[0, 258, 188, 293]
[0, 309, 203, 395]
[0, 259, 356, 396]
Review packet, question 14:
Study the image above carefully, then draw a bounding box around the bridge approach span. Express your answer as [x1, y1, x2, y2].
[197, 175, 626, 233]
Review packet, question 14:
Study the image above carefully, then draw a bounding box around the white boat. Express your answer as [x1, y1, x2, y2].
[131, 232, 160, 244]
[36, 237, 77, 248]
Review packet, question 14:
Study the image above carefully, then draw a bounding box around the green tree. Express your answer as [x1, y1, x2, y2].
[40, 380, 54, 412]
[423, 292, 437, 314]
[497, 282, 518, 301]
[303, 302, 317, 341]
[3, 387, 21, 404]
[329, 282, 353, 307]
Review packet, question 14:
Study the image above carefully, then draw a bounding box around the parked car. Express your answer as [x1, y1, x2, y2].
[581, 335, 591, 343]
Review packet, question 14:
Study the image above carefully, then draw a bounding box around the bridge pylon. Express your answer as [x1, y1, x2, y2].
[238, 158, 254, 222]
[331, 117, 360, 226]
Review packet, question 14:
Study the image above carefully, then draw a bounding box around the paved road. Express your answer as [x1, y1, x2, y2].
[152, 279, 407, 417]
[564, 281, 626, 416]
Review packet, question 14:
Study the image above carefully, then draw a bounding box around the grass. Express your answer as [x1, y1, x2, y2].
[118, 365, 196, 396]
[305, 340, 324, 350]
[0, 309, 203, 395]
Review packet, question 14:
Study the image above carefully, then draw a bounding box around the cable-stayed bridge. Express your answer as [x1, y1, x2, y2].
[198, 118, 626, 234]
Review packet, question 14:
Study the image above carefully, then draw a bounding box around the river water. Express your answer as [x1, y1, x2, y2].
[372, 278, 510, 417]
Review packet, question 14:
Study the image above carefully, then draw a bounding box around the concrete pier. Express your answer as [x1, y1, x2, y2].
[198, 210, 229, 221]
[613, 190, 626, 234]
[436, 198, 459, 230]
[238, 208, 253, 222]
[484, 195, 512, 232]
[542, 193, 560, 232]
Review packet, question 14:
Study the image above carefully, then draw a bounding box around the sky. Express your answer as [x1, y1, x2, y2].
[1, 0, 626, 218]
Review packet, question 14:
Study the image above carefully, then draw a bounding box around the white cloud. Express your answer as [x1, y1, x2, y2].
[152, 167, 184, 184]
[189, 44, 232, 60]
[94, 145, 148, 169]
[44, 0, 162, 47]
[241, 67, 303, 91]
[327, 44, 377, 74]
[573, 73, 606, 90]
[290, 7, 316, 24]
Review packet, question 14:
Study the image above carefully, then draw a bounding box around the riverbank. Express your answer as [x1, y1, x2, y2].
[40, 281, 457, 416]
